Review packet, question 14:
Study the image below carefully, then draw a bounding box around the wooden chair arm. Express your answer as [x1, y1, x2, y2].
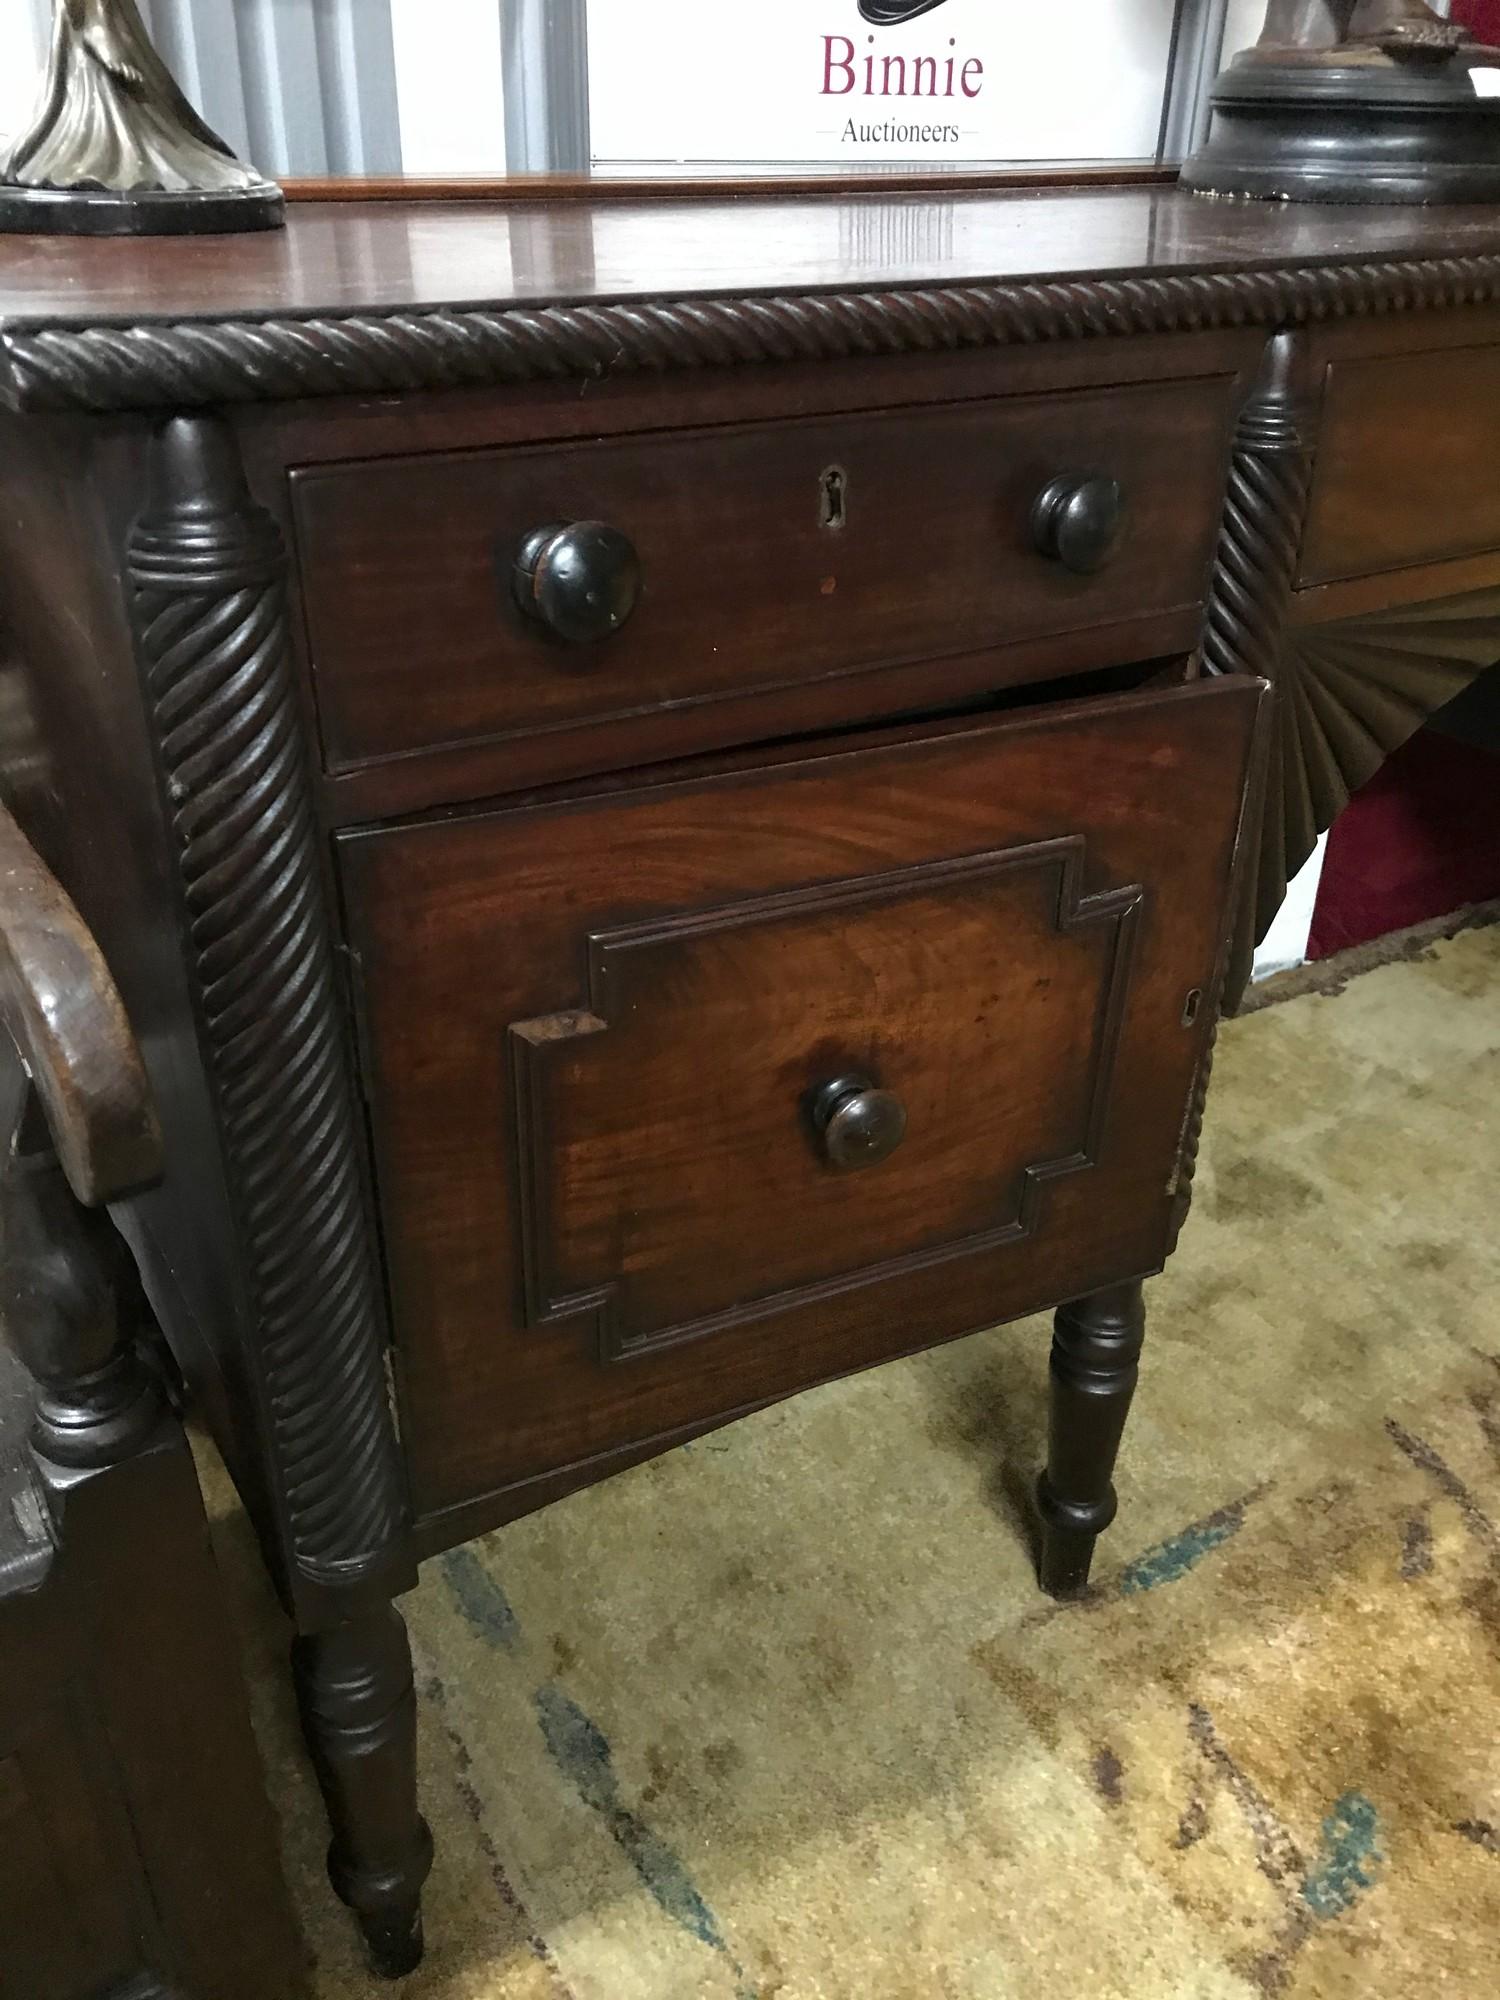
[0, 805, 162, 1205]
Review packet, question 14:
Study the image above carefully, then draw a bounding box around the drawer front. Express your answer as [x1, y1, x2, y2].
[296, 377, 1237, 774]
[1301, 345, 1500, 586]
[339, 676, 1264, 1523]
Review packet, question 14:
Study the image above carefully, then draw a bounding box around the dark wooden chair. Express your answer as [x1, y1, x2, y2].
[0, 804, 308, 2000]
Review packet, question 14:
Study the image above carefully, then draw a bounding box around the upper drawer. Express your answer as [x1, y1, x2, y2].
[293, 376, 1238, 775]
[1300, 345, 1500, 586]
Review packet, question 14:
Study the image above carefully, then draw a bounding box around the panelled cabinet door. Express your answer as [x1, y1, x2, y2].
[340, 677, 1264, 1523]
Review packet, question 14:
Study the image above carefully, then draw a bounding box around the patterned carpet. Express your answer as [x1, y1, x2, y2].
[204, 925, 1500, 2000]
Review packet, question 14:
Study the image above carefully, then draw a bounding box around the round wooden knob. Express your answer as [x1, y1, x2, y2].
[1030, 475, 1126, 575]
[811, 1075, 907, 1171]
[512, 521, 641, 643]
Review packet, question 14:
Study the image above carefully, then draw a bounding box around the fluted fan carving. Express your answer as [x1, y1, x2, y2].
[127, 417, 405, 1603]
[1233, 587, 1500, 996]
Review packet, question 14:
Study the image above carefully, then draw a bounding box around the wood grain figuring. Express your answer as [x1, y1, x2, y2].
[339, 676, 1264, 1523]
[510, 839, 1139, 1362]
[294, 379, 1236, 775]
[1301, 345, 1500, 584]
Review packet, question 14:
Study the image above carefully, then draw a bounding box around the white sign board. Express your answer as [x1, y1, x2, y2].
[588, 0, 1178, 166]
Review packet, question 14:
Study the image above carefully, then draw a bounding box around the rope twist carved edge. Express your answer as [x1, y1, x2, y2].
[11, 252, 1500, 411]
[127, 417, 405, 1595]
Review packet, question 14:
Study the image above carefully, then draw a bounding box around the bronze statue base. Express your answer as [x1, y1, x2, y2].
[0, 1, 284, 238]
[1183, 51, 1500, 205]
[0, 180, 284, 237]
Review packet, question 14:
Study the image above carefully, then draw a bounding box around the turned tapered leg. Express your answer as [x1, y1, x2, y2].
[1035, 1280, 1146, 1599]
[292, 1605, 433, 1978]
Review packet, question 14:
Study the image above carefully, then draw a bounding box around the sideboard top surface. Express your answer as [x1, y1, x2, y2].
[7, 186, 1500, 323]
[4, 186, 1500, 412]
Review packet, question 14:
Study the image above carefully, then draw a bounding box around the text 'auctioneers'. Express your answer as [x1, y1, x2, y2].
[821, 30, 985, 147]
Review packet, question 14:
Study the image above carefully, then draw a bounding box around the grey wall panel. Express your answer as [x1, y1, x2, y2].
[137, 0, 403, 179]
[1159, 0, 1229, 162]
[310, 0, 403, 176]
[1, 0, 55, 140]
[140, 0, 254, 160]
[233, 0, 331, 174]
[504, 0, 589, 175]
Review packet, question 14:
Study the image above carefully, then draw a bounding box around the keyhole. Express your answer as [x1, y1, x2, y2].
[1181, 988, 1203, 1028]
[820, 465, 848, 531]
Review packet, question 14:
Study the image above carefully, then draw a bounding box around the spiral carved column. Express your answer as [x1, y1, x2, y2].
[1200, 331, 1322, 1010]
[127, 417, 428, 1971]
[1165, 332, 1322, 1255]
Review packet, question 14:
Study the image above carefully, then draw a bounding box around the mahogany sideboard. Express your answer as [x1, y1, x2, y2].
[3, 183, 1500, 1977]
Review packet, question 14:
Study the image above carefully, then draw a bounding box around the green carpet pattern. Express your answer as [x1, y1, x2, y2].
[205, 926, 1500, 1999]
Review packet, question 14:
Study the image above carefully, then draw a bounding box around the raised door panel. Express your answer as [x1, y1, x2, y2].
[511, 839, 1137, 1362]
[339, 677, 1264, 1525]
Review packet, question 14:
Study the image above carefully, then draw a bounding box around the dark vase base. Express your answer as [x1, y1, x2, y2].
[1183, 55, 1500, 206]
[0, 180, 285, 237]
